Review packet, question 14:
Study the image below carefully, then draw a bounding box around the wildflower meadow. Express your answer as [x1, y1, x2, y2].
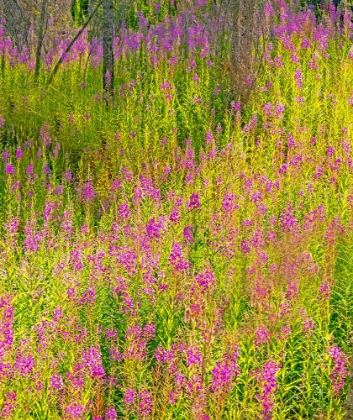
[0, 0, 352, 418]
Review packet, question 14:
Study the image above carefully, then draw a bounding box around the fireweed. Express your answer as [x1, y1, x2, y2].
[0, 0, 352, 418]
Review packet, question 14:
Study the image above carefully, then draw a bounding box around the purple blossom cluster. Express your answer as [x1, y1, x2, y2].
[255, 361, 281, 420]
[327, 346, 349, 394]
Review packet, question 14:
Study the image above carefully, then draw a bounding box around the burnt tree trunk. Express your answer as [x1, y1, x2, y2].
[102, 0, 114, 103]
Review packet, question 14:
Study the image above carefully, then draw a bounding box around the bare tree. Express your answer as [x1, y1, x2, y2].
[215, 0, 270, 106]
[1, 0, 73, 82]
[1, 0, 31, 47]
[47, 0, 103, 84]
[102, 0, 114, 103]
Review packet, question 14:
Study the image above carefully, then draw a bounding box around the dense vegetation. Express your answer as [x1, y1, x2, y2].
[0, 0, 352, 418]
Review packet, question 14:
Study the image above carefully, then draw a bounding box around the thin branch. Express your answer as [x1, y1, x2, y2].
[47, 0, 103, 85]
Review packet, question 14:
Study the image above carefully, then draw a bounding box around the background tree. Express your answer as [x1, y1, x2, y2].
[1, 0, 31, 47]
[34, 0, 49, 83]
[213, 0, 269, 107]
[102, 0, 114, 102]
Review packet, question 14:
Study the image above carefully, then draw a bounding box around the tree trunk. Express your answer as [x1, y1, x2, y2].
[102, 0, 114, 103]
[2, 0, 30, 47]
[34, 0, 49, 84]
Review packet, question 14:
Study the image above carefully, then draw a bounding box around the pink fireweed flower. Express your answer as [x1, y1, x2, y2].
[63, 404, 85, 419]
[263, 103, 274, 117]
[169, 207, 180, 223]
[110, 179, 122, 192]
[303, 318, 314, 336]
[294, 69, 303, 89]
[64, 171, 72, 182]
[278, 326, 291, 340]
[50, 373, 63, 390]
[186, 346, 203, 367]
[222, 193, 238, 212]
[209, 345, 239, 394]
[0, 300, 14, 354]
[255, 326, 271, 346]
[240, 240, 251, 255]
[183, 225, 194, 244]
[2, 151, 10, 162]
[230, 100, 241, 111]
[14, 353, 35, 377]
[146, 217, 167, 239]
[124, 388, 136, 406]
[155, 347, 175, 363]
[119, 203, 130, 220]
[280, 206, 299, 233]
[105, 407, 117, 420]
[327, 346, 349, 394]
[5, 218, 20, 235]
[82, 346, 106, 379]
[137, 390, 152, 416]
[106, 329, 117, 340]
[195, 269, 216, 292]
[4, 163, 15, 176]
[40, 123, 52, 147]
[79, 182, 96, 202]
[243, 114, 258, 132]
[105, 71, 112, 85]
[23, 220, 43, 252]
[15, 148, 22, 160]
[54, 185, 64, 195]
[279, 163, 288, 175]
[205, 131, 213, 144]
[143, 323, 156, 340]
[80, 286, 96, 304]
[0, 392, 17, 418]
[187, 193, 200, 210]
[67, 287, 76, 299]
[36, 380, 44, 391]
[169, 242, 191, 273]
[327, 145, 335, 157]
[288, 135, 296, 150]
[43, 162, 51, 176]
[319, 283, 330, 299]
[256, 361, 281, 420]
[251, 230, 264, 249]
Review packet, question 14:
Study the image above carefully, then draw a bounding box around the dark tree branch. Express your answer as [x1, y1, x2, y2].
[47, 0, 103, 85]
[102, 0, 114, 104]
